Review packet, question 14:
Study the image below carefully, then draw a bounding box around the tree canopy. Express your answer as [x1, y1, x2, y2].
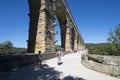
[107, 24, 120, 54]
[1, 41, 13, 48]
[0, 41, 27, 55]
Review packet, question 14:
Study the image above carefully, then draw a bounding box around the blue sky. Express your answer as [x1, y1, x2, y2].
[0, 0, 120, 48]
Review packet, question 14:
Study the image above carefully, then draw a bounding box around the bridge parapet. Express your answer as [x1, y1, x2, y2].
[0, 51, 70, 72]
[82, 54, 120, 77]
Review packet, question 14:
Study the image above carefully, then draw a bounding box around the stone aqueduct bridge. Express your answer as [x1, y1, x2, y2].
[27, 0, 85, 53]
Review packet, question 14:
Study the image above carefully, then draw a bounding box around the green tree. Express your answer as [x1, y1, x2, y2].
[0, 41, 27, 55]
[1, 40, 13, 48]
[107, 24, 120, 54]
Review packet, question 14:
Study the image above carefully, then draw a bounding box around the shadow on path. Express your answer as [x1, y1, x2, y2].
[63, 75, 85, 80]
[0, 63, 85, 80]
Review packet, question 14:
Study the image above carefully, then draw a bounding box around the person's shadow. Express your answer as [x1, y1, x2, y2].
[58, 62, 63, 66]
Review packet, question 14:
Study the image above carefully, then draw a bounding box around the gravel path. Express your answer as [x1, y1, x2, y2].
[0, 53, 120, 80]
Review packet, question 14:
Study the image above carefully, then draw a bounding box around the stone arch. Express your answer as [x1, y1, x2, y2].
[54, 7, 67, 49]
[55, 7, 67, 25]
[27, 0, 69, 53]
[27, 0, 85, 53]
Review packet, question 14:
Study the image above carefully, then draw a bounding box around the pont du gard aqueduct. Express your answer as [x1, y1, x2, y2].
[0, 0, 120, 79]
[27, 0, 85, 53]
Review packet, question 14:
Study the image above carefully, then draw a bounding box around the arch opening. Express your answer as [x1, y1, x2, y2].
[54, 16, 61, 49]
[54, 7, 67, 50]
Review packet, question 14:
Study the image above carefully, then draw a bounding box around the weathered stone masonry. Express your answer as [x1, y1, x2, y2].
[27, 0, 85, 53]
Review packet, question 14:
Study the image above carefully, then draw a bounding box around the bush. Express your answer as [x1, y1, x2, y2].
[85, 43, 120, 56]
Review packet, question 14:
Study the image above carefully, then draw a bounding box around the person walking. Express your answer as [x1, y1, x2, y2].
[38, 51, 42, 68]
[55, 49, 62, 65]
